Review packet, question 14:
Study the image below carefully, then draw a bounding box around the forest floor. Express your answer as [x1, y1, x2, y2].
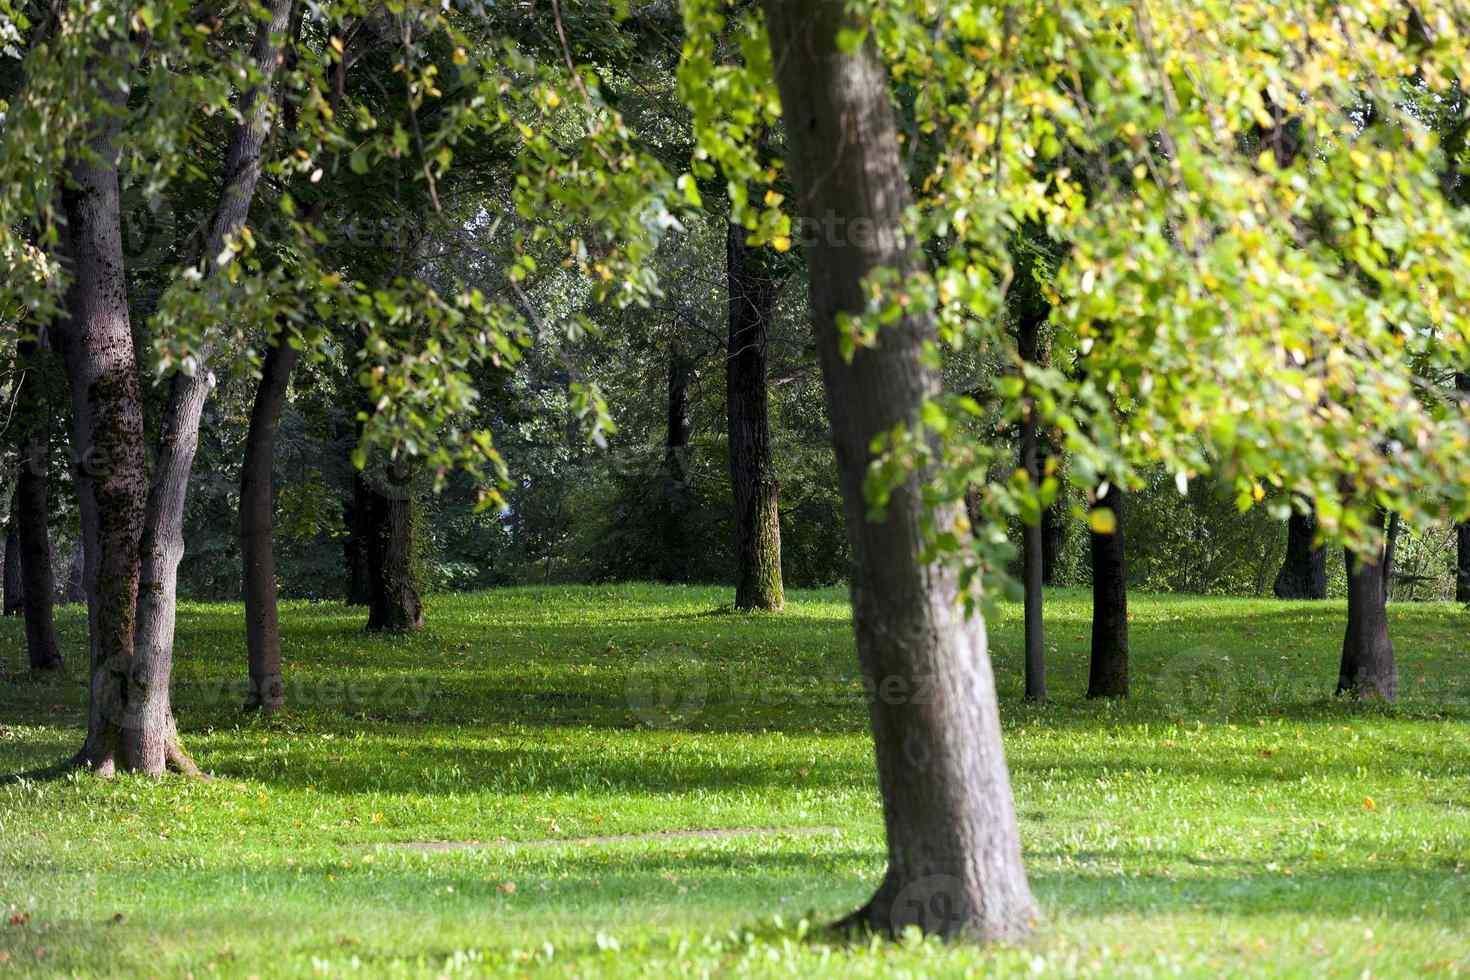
[2, 585, 1469, 977]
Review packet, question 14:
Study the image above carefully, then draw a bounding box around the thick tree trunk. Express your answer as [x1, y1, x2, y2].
[726, 223, 784, 611]
[1338, 510, 1396, 700]
[1087, 486, 1129, 699]
[240, 324, 298, 710]
[3, 528, 20, 616]
[763, 0, 1036, 940]
[364, 458, 423, 632]
[1016, 314, 1045, 701]
[1273, 506, 1327, 599]
[55, 85, 150, 775]
[15, 331, 63, 669]
[658, 347, 693, 583]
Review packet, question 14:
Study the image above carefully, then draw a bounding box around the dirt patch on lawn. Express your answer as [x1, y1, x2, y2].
[391, 826, 842, 851]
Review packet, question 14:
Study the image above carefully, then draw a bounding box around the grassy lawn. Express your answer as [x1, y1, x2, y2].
[2, 584, 1469, 976]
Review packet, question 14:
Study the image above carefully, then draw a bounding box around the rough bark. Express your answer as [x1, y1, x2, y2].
[3, 529, 20, 616]
[15, 330, 64, 669]
[1273, 506, 1327, 599]
[239, 323, 298, 710]
[1087, 486, 1129, 699]
[1338, 510, 1397, 700]
[1015, 312, 1045, 701]
[55, 81, 150, 775]
[364, 458, 423, 632]
[726, 223, 784, 611]
[763, 0, 1036, 941]
[659, 347, 694, 583]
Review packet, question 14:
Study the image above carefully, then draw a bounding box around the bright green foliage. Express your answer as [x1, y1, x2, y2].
[3, 586, 1470, 975]
[681, 0, 1470, 596]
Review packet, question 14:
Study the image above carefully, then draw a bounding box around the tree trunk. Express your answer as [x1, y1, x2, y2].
[1338, 510, 1397, 700]
[1273, 506, 1327, 598]
[64, 539, 86, 605]
[54, 82, 150, 775]
[1381, 511, 1399, 604]
[15, 330, 64, 669]
[1040, 495, 1063, 585]
[1016, 313, 1046, 701]
[240, 324, 298, 710]
[364, 458, 423, 632]
[1087, 485, 1129, 698]
[658, 347, 694, 583]
[3, 528, 22, 616]
[1459, 373, 1470, 603]
[726, 223, 784, 611]
[345, 467, 373, 605]
[762, 0, 1036, 940]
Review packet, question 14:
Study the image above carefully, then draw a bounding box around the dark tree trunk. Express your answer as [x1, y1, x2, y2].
[54, 83, 150, 775]
[1087, 485, 1129, 699]
[1015, 313, 1045, 701]
[660, 347, 693, 583]
[240, 323, 299, 710]
[3, 529, 21, 616]
[1381, 511, 1399, 604]
[1338, 510, 1396, 700]
[1458, 520, 1470, 604]
[726, 223, 784, 611]
[1273, 507, 1327, 598]
[763, 0, 1036, 940]
[1460, 373, 1470, 603]
[1040, 494, 1063, 585]
[15, 330, 63, 670]
[364, 458, 423, 632]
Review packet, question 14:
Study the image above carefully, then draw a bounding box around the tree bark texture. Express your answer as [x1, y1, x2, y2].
[763, 0, 1037, 941]
[726, 223, 784, 611]
[1273, 506, 1327, 599]
[364, 458, 423, 632]
[1087, 485, 1129, 699]
[240, 323, 298, 710]
[1339, 510, 1397, 700]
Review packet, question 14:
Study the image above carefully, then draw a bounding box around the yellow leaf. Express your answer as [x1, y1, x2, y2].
[1089, 507, 1117, 534]
[1363, 796, 1376, 810]
[771, 234, 791, 253]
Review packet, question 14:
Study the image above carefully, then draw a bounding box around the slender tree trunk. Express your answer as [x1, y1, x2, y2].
[660, 347, 693, 583]
[1381, 511, 1399, 604]
[3, 528, 22, 616]
[726, 223, 784, 611]
[1087, 486, 1129, 698]
[1339, 510, 1396, 700]
[1040, 496, 1063, 585]
[364, 458, 423, 632]
[239, 324, 298, 709]
[55, 81, 150, 775]
[15, 331, 63, 669]
[763, 0, 1036, 940]
[1273, 506, 1327, 598]
[64, 540, 86, 604]
[345, 468, 373, 605]
[1459, 373, 1470, 603]
[1016, 314, 1046, 701]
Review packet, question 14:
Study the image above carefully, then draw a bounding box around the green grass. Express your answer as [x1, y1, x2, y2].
[2, 584, 1469, 977]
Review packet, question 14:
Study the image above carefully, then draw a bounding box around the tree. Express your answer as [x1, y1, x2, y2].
[726, 223, 784, 611]
[2, 523, 20, 617]
[363, 458, 424, 633]
[1087, 485, 1129, 699]
[758, 0, 1036, 940]
[1339, 509, 1397, 700]
[1459, 373, 1470, 603]
[13, 328, 63, 670]
[1274, 507, 1327, 599]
